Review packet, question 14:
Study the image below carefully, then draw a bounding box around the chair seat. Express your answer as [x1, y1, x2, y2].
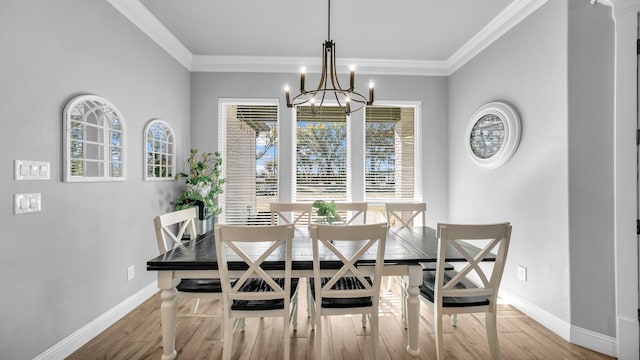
[420, 262, 454, 271]
[231, 278, 299, 311]
[309, 277, 373, 308]
[177, 278, 224, 293]
[420, 270, 490, 307]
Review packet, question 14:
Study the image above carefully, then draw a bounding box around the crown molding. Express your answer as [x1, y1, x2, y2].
[191, 55, 449, 76]
[107, 0, 192, 69]
[446, 0, 549, 75]
[109, 0, 548, 76]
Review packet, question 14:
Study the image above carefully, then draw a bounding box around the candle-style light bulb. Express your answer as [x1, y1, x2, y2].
[368, 80, 375, 105]
[284, 84, 291, 106]
[310, 97, 316, 114]
[349, 65, 355, 90]
[300, 66, 306, 92]
[345, 97, 351, 114]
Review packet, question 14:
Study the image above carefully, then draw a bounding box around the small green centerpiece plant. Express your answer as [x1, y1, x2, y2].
[174, 149, 225, 219]
[312, 200, 342, 224]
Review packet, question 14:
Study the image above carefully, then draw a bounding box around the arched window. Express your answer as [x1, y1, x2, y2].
[144, 119, 176, 180]
[63, 95, 126, 182]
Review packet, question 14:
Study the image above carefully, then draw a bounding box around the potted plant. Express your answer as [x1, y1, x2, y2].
[312, 200, 342, 224]
[173, 149, 225, 233]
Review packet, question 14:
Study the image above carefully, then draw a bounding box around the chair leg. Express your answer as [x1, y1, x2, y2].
[361, 314, 367, 328]
[401, 277, 408, 329]
[222, 314, 233, 360]
[434, 308, 445, 360]
[371, 313, 379, 360]
[486, 311, 500, 360]
[291, 291, 299, 331]
[190, 298, 200, 313]
[314, 311, 322, 360]
[284, 313, 290, 360]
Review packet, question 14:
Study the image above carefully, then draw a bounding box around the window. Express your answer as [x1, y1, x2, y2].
[218, 100, 278, 224]
[63, 95, 126, 182]
[365, 105, 416, 201]
[295, 106, 349, 201]
[143, 119, 175, 180]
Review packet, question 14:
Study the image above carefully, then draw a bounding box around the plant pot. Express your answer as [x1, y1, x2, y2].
[195, 202, 214, 235]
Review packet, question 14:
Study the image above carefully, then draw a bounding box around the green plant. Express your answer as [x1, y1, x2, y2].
[173, 149, 225, 218]
[312, 200, 342, 224]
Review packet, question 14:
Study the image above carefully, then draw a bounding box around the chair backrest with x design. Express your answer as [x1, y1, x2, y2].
[385, 202, 426, 228]
[310, 223, 387, 301]
[334, 202, 369, 225]
[154, 207, 198, 253]
[215, 224, 295, 306]
[435, 223, 511, 309]
[269, 202, 313, 225]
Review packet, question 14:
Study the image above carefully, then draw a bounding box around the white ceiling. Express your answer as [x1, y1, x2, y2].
[109, 0, 548, 74]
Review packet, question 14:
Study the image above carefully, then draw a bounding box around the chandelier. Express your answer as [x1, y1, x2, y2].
[284, 0, 374, 116]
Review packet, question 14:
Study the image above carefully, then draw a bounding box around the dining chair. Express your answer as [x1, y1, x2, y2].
[309, 223, 387, 360]
[269, 202, 313, 225]
[334, 202, 368, 224]
[384, 201, 453, 328]
[419, 222, 512, 360]
[214, 224, 298, 360]
[153, 207, 223, 318]
[385, 202, 426, 228]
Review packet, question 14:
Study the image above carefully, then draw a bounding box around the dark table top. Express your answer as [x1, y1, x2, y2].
[147, 226, 492, 272]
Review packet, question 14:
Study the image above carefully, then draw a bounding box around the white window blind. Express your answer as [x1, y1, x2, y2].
[295, 106, 348, 202]
[219, 102, 278, 224]
[365, 106, 416, 201]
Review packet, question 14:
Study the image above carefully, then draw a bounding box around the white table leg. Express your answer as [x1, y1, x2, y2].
[159, 273, 178, 360]
[406, 264, 421, 357]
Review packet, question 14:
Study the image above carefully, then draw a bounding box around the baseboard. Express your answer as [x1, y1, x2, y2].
[34, 282, 158, 360]
[499, 289, 571, 341]
[500, 289, 617, 357]
[570, 325, 617, 357]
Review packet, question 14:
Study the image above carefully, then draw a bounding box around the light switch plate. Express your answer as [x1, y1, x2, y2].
[15, 160, 50, 180]
[14, 193, 41, 214]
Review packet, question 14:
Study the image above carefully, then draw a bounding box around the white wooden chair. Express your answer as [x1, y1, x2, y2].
[153, 207, 223, 318]
[269, 202, 313, 225]
[419, 223, 512, 360]
[309, 223, 387, 360]
[385, 202, 426, 228]
[214, 224, 298, 360]
[334, 202, 368, 224]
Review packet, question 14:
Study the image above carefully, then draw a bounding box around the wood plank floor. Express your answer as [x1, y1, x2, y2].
[67, 279, 615, 360]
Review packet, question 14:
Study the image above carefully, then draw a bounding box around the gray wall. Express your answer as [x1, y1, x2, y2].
[448, 0, 616, 339]
[0, 1, 191, 359]
[449, 0, 571, 322]
[568, 1, 615, 336]
[191, 72, 450, 226]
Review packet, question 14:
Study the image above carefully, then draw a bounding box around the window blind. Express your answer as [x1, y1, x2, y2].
[365, 106, 415, 201]
[295, 106, 348, 201]
[219, 103, 278, 224]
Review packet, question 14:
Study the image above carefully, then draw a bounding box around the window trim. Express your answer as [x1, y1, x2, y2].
[63, 94, 127, 182]
[143, 119, 176, 181]
[362, 101, 422, 204]
[218, 98, 281, 224]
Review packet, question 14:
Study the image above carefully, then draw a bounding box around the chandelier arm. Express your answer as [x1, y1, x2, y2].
[282, 0, 374, 116]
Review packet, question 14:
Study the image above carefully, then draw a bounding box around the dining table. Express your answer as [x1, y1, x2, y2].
[146, 225, 490, 360]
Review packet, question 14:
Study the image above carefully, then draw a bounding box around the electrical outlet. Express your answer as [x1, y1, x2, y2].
[517, 265, 527, 282]
[127, 265, 135, 281]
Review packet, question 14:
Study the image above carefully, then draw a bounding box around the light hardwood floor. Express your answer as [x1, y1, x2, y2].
[68, 279, 615, 360]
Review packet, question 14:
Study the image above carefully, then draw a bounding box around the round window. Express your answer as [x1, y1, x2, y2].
[465, 102, 520, 169]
